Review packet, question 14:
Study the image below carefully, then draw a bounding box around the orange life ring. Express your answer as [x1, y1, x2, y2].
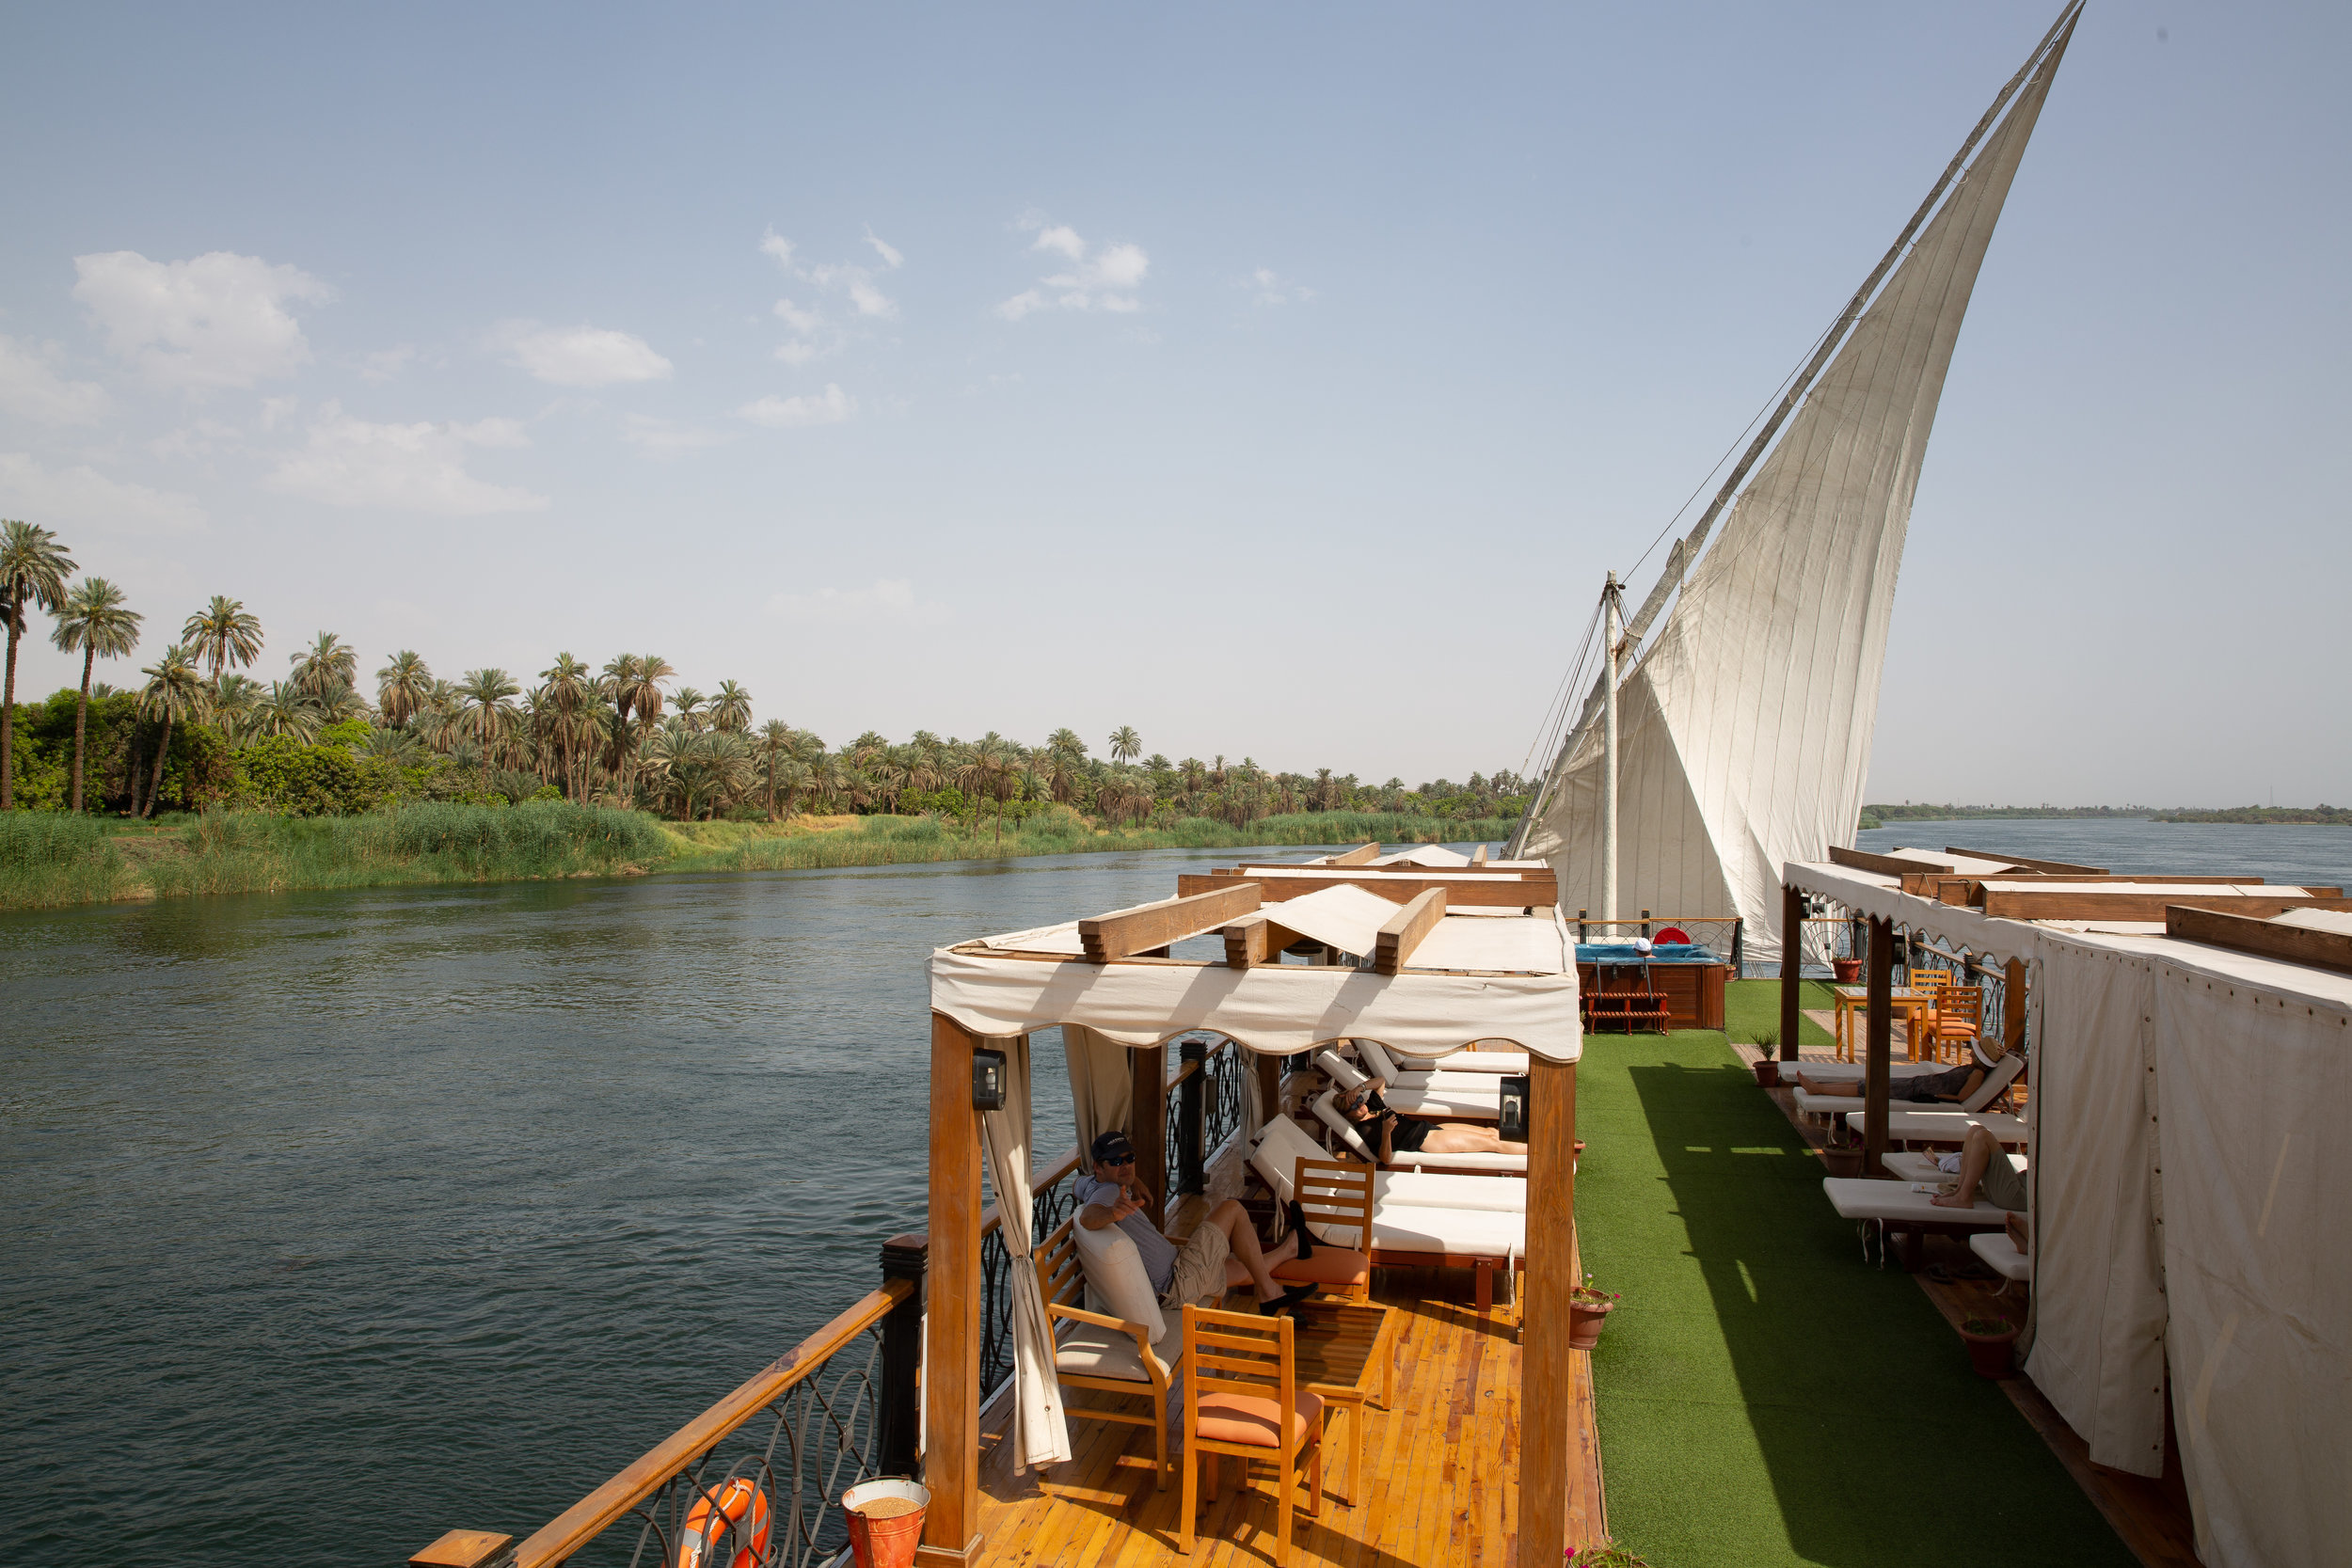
[678, 1477, 771, 1568]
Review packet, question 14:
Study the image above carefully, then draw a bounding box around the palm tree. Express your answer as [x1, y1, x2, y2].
[1108, 725, 1141, 767]
[756, 721, 794, 817]
[711, 680, 754, 734]
[212, 673, 263, 743]
[251, 681, 323, 742]
[671, 687, 707, 732]
[956, 734, 1021, 846]
[630, 655, 675, 724]
[290, 631, 358, 701]
[454, 668, 520, 757]
[377, 650, 434, 729]
[49, 578, 141, 812]
[1, 520, 77, 809]
[182, 595, 264, 688]
[135, 643, 206, 817]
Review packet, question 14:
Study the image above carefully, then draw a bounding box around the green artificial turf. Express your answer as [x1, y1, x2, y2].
[1575, 1029, 2135, 1568]
[1723, 977, 1838, 1051]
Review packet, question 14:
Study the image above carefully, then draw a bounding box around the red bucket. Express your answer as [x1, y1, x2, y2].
[842, 1479, 930, 1568]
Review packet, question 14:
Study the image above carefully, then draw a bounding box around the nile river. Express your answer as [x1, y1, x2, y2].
[4, 822, 2344, 1565]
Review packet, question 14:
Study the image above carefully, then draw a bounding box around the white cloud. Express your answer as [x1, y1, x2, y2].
[865, 229, 904, 270]
[496, 322, 672, 387]
[1246, 267, 1315, 306]
[760, 231, 897, 358]
[772, 298, 821, 336]
[358, 345, 416, 382]
[149, 419, 245, 459]
[621, 416, 736, 460]
[72, 250, 332, 389]
[264, 401, 548, 515]
[738, 385, 856, 428]
[759, 230, 796, 268]
[0, 336, 112, 425]
[766, 578, 930, 623]
[999, 219, 1150, 319]
[0, 451, 208, 535]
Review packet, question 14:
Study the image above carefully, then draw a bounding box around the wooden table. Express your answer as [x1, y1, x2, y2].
[1289, 1300, 1398, 1507]
[1832, 985, 1937, 1062]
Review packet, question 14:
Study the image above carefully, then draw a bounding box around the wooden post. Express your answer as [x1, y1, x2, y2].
[1131, 1040, 1168, 1228]
[1864, 917, 1893, 1179]
[878, 1233, 928, 1480]
[1256, 1051, 1282, 1132]
[1177, 1037, 1207, 1195]
[2004, 958, 2028, 1054]
[919, 1014, 985, 1565]
[1518, 1054, 1582, 1563]
[1779, 885, 1803, 1063]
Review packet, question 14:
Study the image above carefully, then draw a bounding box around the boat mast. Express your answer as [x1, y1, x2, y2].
[1600, 573, 1622, 927]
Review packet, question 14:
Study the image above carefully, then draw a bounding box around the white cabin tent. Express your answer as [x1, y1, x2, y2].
[1509, 7, 2080, 952]
[1779, 856, 2352, 1568]
[913, 873, 1587, 1562]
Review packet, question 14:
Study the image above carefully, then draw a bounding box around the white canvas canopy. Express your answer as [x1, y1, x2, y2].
[1514, 10, 2078, 951]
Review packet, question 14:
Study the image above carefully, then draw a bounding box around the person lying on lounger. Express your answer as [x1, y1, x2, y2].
[1929, 1124, 2027, 1212]
[1075, 1130, 1317, 1313]
[1334, 1078, 1528, 1163]
[1794, 1058, 1987, 1102]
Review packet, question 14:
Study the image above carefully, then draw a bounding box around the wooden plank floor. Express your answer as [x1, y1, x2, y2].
[968, 1260, 1600, 1568]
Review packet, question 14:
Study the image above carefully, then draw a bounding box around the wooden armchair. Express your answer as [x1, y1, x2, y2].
[1033, 1215, 1179, 1488]
[1269, 1157, 1375, 1305]
[1180, 1305, 1326, 1565]
[1932, 986, 1985, 1064]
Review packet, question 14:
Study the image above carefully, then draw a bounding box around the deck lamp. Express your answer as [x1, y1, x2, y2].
[1498, 1073, 1531, 1143]
[972, 1047, 1008, 1112]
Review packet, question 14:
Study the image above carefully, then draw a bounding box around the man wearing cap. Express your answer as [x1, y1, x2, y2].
[1075, 1130, 1316, 1313]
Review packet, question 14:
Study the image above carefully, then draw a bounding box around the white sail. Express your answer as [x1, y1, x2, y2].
[1518, 12, 2075, 950]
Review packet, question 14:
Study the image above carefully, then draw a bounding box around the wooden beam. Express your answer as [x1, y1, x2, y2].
[920, 1014, 986, 1565]
[1078, 883, 1261, 961]
[1779, 884, 1804, 1063]
[1470, 843, 1489, 864]
[1517, 1054, 1580, 1566]
[1220, 912, 1304, 969]
[1979, 890, 2350, 922]
[1864, 916, 1892, 1180]
[1328, 841, 1382, 865]
[1373, 888, 1447, 974]
[411, 1532, 513, 1568]
[1178, 870, 1555, 909]
[1829, 845, 1962, 878]
[2166, 905, 2352, 976]
[1944, 845, 2107, 875]
[1130, 1041, 1168, 1229]
[2004, 958, 2027, 1053]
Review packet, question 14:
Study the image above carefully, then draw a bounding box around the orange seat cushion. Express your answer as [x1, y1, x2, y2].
[1272, 1248, 1371, 1287]
[1196, 1388, 1325, 1449]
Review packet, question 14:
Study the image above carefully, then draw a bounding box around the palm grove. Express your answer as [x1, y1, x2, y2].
[2, 520, 1531, 829]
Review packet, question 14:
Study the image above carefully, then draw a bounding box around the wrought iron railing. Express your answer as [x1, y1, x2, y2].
[501, 1275, 918, 1568]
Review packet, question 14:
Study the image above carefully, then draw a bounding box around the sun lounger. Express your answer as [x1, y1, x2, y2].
[1253, 1116, 1525, 1212]
[1882, 1150, 2029, 1185]
[1821, 1176, 2006, 1269]
[1355, 1039, 1517, 1096]
[1969, 1230, 2031, 1286]
[1793, 1052, 2023, 1121]
[1422, 1047, 1529, 1075]
[1840, 1109, 2027, 1147]
[1307, 1088, 1528, 1174]
[1314, 1047, 1500, 1120]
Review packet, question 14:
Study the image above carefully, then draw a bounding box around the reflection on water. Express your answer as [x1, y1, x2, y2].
[0, 847, 1282, 1567]
[1853, 817, 2350, 888]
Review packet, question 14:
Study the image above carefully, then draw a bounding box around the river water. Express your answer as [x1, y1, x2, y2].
[7, 822, 2344, 1565]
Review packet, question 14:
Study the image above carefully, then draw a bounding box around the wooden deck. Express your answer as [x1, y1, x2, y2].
[966, 1263, 1600, 1567]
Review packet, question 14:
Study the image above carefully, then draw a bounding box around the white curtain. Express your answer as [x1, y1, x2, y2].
[978, 1035, 1071, 1471]
[1061, 1023, 1134, 1176]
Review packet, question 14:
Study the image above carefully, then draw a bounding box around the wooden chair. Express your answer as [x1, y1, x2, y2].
[1932, 987, 1985, 1064]
[1269, 1158, 1375, 1305]
[1904, 969, 1953, 1059]
[1033, 1216, 1179, 1489]
[1180, 1305, 1326, 1565]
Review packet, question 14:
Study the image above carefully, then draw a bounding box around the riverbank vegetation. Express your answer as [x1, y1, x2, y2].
[1865, 802, 2347, 826]
[0, 804, 1521, 910]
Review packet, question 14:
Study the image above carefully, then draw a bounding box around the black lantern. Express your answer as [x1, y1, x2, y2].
[1498, 1073, 1530, 1142]
[972, 1047, 1007, 1111]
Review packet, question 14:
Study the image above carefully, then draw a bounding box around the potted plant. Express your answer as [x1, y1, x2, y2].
[1751, 1028, 1781, 1086]
[1833, 957, 1863, 984]
[1568, 1275, 1620, 1350]
[1820, 1143, 1864, 1179]
[1959, 1317, 2021, 1378]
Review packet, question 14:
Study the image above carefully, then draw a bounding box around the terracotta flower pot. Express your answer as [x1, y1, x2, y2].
[1960, 1322, 2020, 1379]
[1833, 958, 1863, 984]
[1753, 1059, 1781, 1087]
[1820, 1146, 1864, 1180]
[1568, 1301, 1614, 1351]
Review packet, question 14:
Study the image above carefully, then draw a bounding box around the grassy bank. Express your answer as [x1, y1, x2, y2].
[0, 805, 1521, 911]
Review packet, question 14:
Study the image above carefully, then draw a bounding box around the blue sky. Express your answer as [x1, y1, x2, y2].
[2, 3, 2344, 802]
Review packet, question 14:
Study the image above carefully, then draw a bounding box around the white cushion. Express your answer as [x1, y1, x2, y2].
[1071, 1216, 1166, 1342]
[1316, 1049, 1367, 1090]
[1969, 1231, 2033, 1282]
[1054, 1318, 1182, 1383]
[1883, 1150, 2030, 1185]
[1380, 1086, 1498, 1119]
[1354, 1038, 1399, 1080]
[1375, 1171, 1527, 1212]
[1392, 1150, 1528, 1174]
[1248, 1116, 1332, 1206]
[1780, 1061, 1945, 1082]
[1820, 1177, 2007, 1227]
[1425, 1048, 1530, 1074]
[1842, 1110, 2027, 1144]
[1310, 1204, 1525, 1259]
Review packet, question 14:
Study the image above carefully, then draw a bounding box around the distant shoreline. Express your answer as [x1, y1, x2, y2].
[1863, 804, 2346, 826]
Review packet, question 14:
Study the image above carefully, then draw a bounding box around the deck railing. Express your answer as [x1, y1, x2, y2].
[472, 1257, 923, 1568]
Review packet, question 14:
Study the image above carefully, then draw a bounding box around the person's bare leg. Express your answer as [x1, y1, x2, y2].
[1208, 1199, 1295, 1299]
[1417, 1124, 1528, 1156]
[1795, 1075, 1864, 1096]
[1931, 1126, 1996, 1209]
